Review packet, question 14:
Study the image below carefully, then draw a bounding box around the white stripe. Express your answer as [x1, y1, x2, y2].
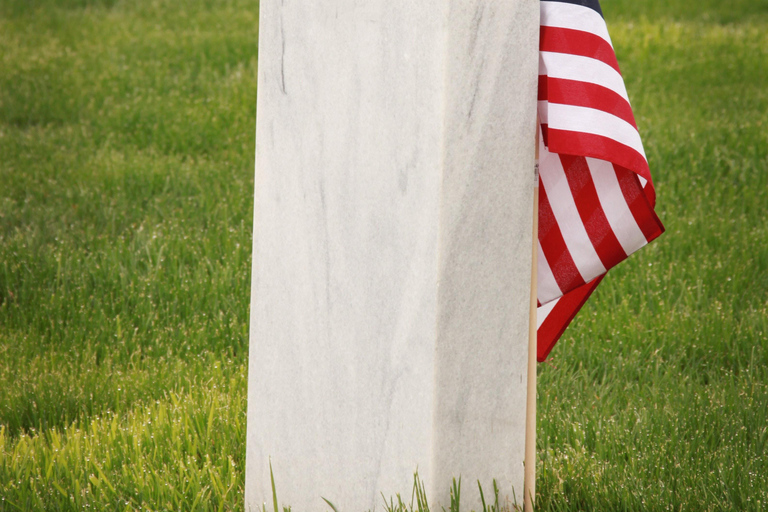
[540, 51, 629, 103]
[537, 240, 563, 305]
[537, 298, 559, 330]
[538, 100, 549, 124]
[546, 103, 647, 161]
[586, 157, 649, 253]
[539, 145, 607, 281]
[540, 1, 612, 46]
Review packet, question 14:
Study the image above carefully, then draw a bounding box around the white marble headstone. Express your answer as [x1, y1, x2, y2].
[245, 1, 539, 511]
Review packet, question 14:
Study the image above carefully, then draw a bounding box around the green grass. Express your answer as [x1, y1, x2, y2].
[0, 0, 766, 510]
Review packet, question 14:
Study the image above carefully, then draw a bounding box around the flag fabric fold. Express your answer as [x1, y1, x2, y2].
[536, 0, 664, 361]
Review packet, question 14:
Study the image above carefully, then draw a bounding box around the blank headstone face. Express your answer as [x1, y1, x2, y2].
[245, 1, 539, 511]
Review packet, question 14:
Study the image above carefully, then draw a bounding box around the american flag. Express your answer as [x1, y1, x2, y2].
[536, 0, 664, 361]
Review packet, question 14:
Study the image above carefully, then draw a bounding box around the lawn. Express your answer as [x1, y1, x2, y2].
[0, 0, 766, 510]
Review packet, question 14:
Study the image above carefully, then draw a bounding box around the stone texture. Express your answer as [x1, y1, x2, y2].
[245, 2, 539, 511]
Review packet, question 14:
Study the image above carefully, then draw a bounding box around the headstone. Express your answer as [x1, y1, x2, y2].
[245, 1, 539, 511]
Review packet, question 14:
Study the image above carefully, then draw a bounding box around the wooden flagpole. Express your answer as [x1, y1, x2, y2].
[524, 121, 540, 512]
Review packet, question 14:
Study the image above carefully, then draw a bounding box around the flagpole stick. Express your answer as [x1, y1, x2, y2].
[524, 120, 540, 512]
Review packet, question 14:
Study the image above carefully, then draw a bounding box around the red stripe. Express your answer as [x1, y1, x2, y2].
[537, 275, 603, 362]
[540, 26, 620, 73]
[641, 178, 657, 207]
[542, 76, 637, 129]
[538, 180, 585, 294]
[614, 165, 665, 242]
[559, 154, 628, 269]
[538, 74, 548, 100]
[546, 127, 651, 183]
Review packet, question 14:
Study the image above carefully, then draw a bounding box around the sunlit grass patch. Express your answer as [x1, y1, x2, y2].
[0, 370, 246, 510]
